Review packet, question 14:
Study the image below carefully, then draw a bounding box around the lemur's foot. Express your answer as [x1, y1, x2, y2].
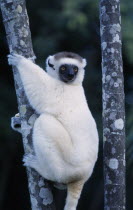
[23, 154, 38, 168]
[8, 53, 24, 66]
[23, 154, 43, 176]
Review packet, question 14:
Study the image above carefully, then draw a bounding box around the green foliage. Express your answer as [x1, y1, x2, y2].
[121, 0, 133, 64]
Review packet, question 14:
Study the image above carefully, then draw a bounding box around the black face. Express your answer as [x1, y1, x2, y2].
[59, 64, 78, 83]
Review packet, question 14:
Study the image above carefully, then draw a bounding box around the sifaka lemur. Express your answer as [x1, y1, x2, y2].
[8, 52, 99, 210]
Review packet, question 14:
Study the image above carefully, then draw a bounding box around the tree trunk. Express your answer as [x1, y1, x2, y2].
[0, 0, 55, 209]
[99, 0, 126, 209]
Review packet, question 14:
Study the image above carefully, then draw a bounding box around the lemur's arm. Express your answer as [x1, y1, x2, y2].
[8, 54, 53, 114]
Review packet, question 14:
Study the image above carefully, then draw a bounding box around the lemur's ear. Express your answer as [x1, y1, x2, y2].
[48, 59, 55, 70]
[82, 58, 87, 68]
[46, 55, 55, 70]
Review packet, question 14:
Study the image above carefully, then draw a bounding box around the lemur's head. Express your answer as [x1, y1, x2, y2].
[46, 52, 87, 85]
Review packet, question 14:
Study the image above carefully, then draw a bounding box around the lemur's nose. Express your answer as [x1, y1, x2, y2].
[67, 69, 74, 78]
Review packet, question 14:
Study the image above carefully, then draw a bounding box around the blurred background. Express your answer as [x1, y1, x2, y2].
[0, 0, 133, 209]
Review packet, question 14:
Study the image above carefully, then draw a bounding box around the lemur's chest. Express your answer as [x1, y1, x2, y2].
[45, 84, 88, 116]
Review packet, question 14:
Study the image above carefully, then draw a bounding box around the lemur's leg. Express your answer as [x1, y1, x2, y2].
[29, 113, 73, 182]
[64, 180, 85, 210]
[8, 54, 55, 114]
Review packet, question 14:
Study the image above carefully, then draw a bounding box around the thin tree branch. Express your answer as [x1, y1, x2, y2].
[0, 0, 56, 209]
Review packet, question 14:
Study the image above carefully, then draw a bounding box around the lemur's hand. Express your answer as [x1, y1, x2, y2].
[8, 54, 25, 66]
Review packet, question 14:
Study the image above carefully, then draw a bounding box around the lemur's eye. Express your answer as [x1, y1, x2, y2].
[73, 66, 78, 72]
[61, 66, 66, 71]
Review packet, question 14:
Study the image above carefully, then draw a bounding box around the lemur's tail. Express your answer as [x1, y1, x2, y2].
[64, 180, 84, 210]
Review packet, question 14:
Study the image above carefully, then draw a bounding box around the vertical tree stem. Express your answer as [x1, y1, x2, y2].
[0, 0, 55, 209]
[99, 0, 126, 209]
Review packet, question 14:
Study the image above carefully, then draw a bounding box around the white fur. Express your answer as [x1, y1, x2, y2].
[8, 53, 99, 210]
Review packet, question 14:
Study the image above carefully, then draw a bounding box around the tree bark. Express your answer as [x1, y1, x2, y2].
[0, 0, 55, 209]
[99, 0, 126, 209]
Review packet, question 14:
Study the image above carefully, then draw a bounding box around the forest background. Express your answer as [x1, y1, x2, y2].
[0, 0, 133, 209]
